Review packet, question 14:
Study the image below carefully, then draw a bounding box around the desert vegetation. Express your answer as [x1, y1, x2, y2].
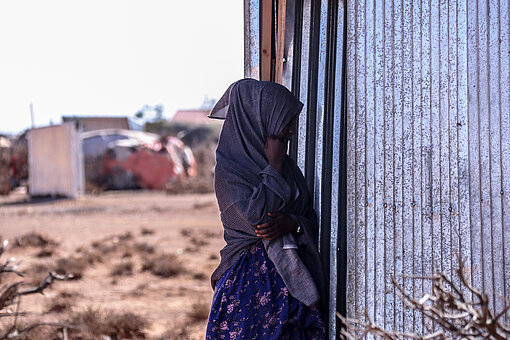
[0, 192, 223, 339]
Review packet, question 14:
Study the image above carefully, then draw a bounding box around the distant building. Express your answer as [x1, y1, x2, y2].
[62, 116, 142, 132]
[28, 123, 84, 198]
[170, 110, 221, 125]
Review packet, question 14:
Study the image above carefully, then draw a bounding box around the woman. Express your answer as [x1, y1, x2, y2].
[206, 79, 326, 339]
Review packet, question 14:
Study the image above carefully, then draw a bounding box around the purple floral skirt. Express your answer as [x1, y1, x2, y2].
[206, 242, 326, 339]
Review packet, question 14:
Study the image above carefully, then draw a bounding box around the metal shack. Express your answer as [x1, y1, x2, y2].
[244, 0, 510, 337]
[28, 123, 84, 198]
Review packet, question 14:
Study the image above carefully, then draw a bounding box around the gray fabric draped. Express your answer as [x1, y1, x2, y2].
[210, 79, 325, 307]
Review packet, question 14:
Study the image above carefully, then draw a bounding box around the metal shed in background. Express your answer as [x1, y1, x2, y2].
[244, 0, 510, 337]
[28, 123, 84, 198]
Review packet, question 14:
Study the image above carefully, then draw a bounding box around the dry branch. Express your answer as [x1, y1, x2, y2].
[0, 239, 72, 340]
[339, 255, 510, 339]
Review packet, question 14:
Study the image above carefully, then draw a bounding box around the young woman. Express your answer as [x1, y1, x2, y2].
[206, 79, 325, 339]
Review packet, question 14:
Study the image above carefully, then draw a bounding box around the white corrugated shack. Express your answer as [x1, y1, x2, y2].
[28, 123, 84, 198]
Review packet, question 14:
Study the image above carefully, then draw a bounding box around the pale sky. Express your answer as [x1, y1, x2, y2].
[0, 0, 244, 134]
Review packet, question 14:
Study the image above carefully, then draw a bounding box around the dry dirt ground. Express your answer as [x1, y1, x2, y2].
[0, 190, 225, 339]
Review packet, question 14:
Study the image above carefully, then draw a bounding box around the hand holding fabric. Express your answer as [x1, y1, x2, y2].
[255, 212, 297, 240]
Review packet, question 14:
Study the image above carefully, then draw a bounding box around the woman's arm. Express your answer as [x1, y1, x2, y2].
[255, 212, 297, 240]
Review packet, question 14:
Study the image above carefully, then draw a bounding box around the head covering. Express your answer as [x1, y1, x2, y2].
[214, 78, 303, 210]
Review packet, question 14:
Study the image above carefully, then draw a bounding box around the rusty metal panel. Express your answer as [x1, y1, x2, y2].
[345, 0, 510, 332]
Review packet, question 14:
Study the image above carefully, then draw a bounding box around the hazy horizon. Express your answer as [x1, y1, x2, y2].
[0, 0, 244, 135]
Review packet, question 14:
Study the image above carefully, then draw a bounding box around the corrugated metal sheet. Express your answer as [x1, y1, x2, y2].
[244, 1, 346, 337]
[245, 0, 509, 336]
[346, 0, 510, 331]
[29, 123, 84, 198]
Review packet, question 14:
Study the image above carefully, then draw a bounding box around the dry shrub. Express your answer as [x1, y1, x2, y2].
[67, 307, 148, 339]
[180, 228, 192, 237]
[339, 256, 510, 339]
[142, 253, 184, 278]
[55, 256, 87, 280]
[85, 180, 105, 195]
[11, 322, 56, 340]
[75, 247, 103, 265]
[192, 272, 207, 281]
[166, 177, 214, 194]
[156, 326, 189, 340]
[192, 201, 214, 209]
[140, 227, 155, 235]
[1, 240, 72, 340]
[209, 253, 219, 260]
[203, 230, 221, 238]
[110, 261, 134, 277]
[91, 232, 133, 255]
[36, 247, 55, 258]
[191, 237, 209, 247]
[129, 283, 148, 297]
[26, 262, 53, 286]
[11, 232, 59, 248]
[134, 242, 155, 255]
[46, 290, 76, 313]
[188, 301, 210, 322]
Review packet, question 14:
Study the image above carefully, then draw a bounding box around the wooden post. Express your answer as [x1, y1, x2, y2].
[260, 0, 272, 81]
[274, 0, 286, 84]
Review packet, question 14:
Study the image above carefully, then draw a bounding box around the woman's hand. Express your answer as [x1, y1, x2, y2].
[255, 212, 297, 240]
[264, 137, 287, 174]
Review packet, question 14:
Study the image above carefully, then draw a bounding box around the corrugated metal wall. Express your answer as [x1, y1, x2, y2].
[345, 0, 510, 333]
[244, 0, 347, 337]
[29, 123, 84, 198]
[245, 0, 509, 336]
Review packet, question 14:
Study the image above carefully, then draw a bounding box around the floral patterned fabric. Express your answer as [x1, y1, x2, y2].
[206, 242, 326, 340]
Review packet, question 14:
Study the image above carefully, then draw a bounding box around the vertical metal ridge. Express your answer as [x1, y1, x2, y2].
[402, 0, 414, 332]
[456, 0, 472, 301]
[354, 0, 367, 321]
[412, 0, 423, 333]
[345, 0, 357, 321]
[336, 0, 348, 328]
[421, 0, 434, 331]
[320, 0, 339, 336]
[314, 0, 327, 255]
[244, 0, 260, 79]
[466, 0, 483, 293]
[304, 0, 321, 195]
[297, 0, 312, 173]
[499, 0, 510, 323]
[489, 0, 504, 315]
[448, 0, 460, 293]
[289, 0, 303, 163]
[374, 0, 385, 328]
[479, 0, 495, 307]
[364, 0, 376, 325]
[392, 0, 404, 331]
[383, 0, 396, 330]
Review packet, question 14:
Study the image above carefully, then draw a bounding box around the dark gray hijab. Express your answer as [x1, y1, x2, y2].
[212, 78, 303, 210]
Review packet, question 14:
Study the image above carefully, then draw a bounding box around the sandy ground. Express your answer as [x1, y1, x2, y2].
[0, 189, 225, 339]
